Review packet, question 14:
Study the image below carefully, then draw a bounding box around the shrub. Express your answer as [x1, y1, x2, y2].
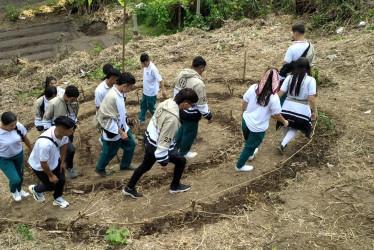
[5, 5, 20, 21]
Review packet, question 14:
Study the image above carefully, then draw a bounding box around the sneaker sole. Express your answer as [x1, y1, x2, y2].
[170, 187, 191, 194]
[277, 146, 284, 155]
[53, 201, 68, 208]
[28, 186, 45, 203]
[122, 189, 142, 199]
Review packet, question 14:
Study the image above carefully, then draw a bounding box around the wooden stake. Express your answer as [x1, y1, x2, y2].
[196, 0, 201, 15]
[178, 1, 182, 29]
[122, 0, 127, 72]
[243, 51, 247, 80]
[133, 14, 138, 36]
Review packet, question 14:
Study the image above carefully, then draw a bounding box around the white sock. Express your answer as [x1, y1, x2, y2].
[281, 128, 297, 147]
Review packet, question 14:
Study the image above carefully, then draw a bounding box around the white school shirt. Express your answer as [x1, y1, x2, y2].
[242, 84, 282, 133]
[284, 41, 309, 63]
[28, 127, 69, 171]
[102, 87, 129, 141]
[95, 80, 110, 107]
[35, 96, 50, 128]
[0, 122, 27, 158]
[57, 87, 65, 96]
[281, 75, 317, 100]
[143, 61, 163, 97]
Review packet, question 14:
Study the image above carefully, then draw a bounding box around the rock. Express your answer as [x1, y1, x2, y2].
[275, 37, 281, 42]
[327, 163, 335, 168]
[357, 21, 366, 28]
[226, 36, 234, 42]
[327, 54, 337, 61]
[364, 110, 371, 114]
[257, 47, 263, 52]
[336, 27, 344, 35]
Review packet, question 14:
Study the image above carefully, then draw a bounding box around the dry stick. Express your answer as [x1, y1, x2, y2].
[243, 51, 247, 80]
[121, 0, 127, 72]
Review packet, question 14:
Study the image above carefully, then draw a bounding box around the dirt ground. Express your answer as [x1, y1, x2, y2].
[0, 8, 373, 250]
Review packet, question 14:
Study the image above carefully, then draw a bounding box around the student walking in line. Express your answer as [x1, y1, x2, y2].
[43, 85, 80, 179]
[138, 53, 167, 123]
[28, 116, 75, 208]
[94, 72, 137, 177]
[0, 112, 33, 201]
[95, 64, 121, 110]
[174, 56, 212, 159]
[123, 88, 199, 198]
[45, 76, 65, 96]
[279, 24, 315, 105]
[277, 58, 317, 154]
[236, 69, 289, 172]
[34, 85, 57, 133]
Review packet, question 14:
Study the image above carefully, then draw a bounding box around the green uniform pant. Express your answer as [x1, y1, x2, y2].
[175, 119, 199, 156]
[236, 118, 265, 168]
[0, 150, 24, 193]
[138, 94, 157, 122]
[96, 130, 136, 171]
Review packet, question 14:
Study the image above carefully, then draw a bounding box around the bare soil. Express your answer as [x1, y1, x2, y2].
[0, 10, 373, 249]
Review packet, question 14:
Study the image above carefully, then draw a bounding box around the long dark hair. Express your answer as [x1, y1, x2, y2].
[39, 86, 57, 117]
[1, 112, 24, 142]
[39, 76, 57, 98]
[289, 57, 311, 96]
[257, 70, 274, 107]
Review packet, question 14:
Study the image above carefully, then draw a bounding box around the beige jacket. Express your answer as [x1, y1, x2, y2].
[43, 95, 79, 129]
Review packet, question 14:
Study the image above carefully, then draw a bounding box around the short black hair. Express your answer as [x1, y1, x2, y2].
[292, 24, 305, 34]
[54, 116, 75, 129]
[140, 53, 149, 63]
[106, 67, 120, 79]
[117, 72, 136, 86]
[1, 111, 17, 125]
[45, 76, 57, 88]
[192, 56, 206, 68]
[174, 88, 199, 105]
[65, 85, 80, 98]
[102, 63, 113, 75]
[44, 86, 57, 99]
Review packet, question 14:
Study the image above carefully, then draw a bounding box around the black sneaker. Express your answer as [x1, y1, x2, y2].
[277, 143, 286, 155]
[120, 165, 137, 171]
[170, 183, 191, 194]
[95, 169, 111, 177]
[122, 186, 143, 199]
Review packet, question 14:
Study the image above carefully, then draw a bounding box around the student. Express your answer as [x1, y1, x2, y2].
[123, 88, 199, 198]
[95, 64, 121, 110]
[28, 116, 75, 208]
[277, 58, 317, 153]
[43, 85, 79, 179]
[0, 112, 32, 201]
[174, 56, 212, 159]
[279, 24, 315, 105]
[94, 72, 137, 177]
[35, 85, 57, 132]
[138, 53, 167, 123]
[236, 69, 289, 172]
[45, 76, 65, 96]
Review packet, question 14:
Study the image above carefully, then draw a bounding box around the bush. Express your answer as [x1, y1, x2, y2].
[5, 5, 20, 21]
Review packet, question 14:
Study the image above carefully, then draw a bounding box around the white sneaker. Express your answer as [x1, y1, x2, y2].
[235, 165, 254, 172]
[53, 197, 70, 208]
[12, 191, 21, 202]
[28, 185, 45, 202]
[247, 148, 259, 161]
[18, 190, 30, 197]
[183, 151, 197, 159]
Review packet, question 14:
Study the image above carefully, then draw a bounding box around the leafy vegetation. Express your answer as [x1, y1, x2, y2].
[104, 227, 130, 246]
[18, 89, 43, 99]
[5, 5, 20, 21]
[317, 110, 335, 134]
[15, 224, 34, 241]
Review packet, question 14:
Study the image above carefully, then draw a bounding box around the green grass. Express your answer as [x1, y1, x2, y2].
[15, 224, 34, 241]
[330, 36, 346, 41]
[18, 89, 43, 99]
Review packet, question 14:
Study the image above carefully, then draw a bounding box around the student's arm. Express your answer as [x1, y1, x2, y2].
[60, 144, 67, 173]
[34, 99, 44, 132]
[159, 80, 167, 98]
[42, 102, 54, 130]
[23, 135, 33, 151]
[119, 127, 128, 140]
[242, 101, 248, 113]
[40, 161, 58, 183]
[273, 114, 289, 127]
[278, 90, 285, 98]
[308, 95, 317, 121]
[194, 83, 213, 123]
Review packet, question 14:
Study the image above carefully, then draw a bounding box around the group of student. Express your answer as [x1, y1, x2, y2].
[0, 23, 316, 206]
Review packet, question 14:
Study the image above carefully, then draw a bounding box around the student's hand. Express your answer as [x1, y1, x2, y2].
[161, 90, 167, 99]
[120, 131, 129, 140]
[283, 120, 289, 127]
[311, 112, 317, 121]
[60, 162, 66, 173]
[49, 174, 59, 184]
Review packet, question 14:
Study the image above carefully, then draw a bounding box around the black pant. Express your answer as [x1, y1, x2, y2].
[127, 147, 186, 189]
[66, 134, 75, 169]
[33, 164, 66, 199]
